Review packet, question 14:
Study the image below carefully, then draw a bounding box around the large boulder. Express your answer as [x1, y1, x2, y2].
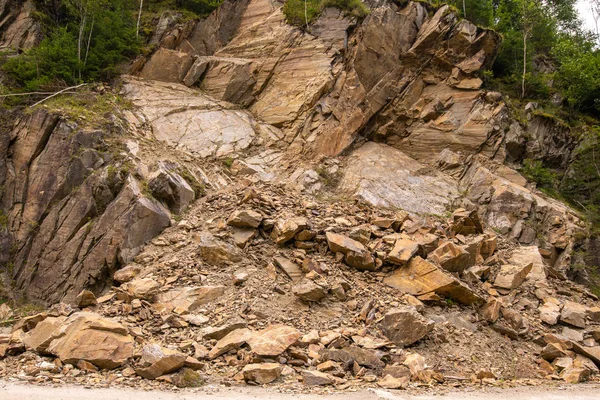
[494, 263, 533, 290]
[428, 241, 472, 273]
[135, 344, 187, 380]
[46, 312, 134, 369]
[326, 232, 376, 271]
[379, 307, 434, 347]
[247, 325, 301, 357]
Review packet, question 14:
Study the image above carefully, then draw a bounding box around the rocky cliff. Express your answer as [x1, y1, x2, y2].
[0, 0, 598, 391]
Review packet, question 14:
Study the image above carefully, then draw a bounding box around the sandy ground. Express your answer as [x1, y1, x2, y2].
[1, 382, 600, 400]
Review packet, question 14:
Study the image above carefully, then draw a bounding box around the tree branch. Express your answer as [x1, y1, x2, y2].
[30, 84, 87, 108]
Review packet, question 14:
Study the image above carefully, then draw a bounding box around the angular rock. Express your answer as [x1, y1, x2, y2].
[46, 312, 133, 369]
[113, 265, 142, 284]
[124, 278, 160, 300]
[302, 370, 336, 386]
[450, 208, 483, 235]
[326, 232, 367, 255]
[228, 209, 262, 229]
[379, 307, 434, 347]
[428, 241, 472, 273]
[293, 278, 328, 302]
[75, 290, 97, 308]
[232, 228, 255, 248]
[494, 263, 533, 290]
[561, 301, 588, 329]
[22, 316, 66, 354]
[148, 162, 195, 214]
[321, 347, 385, 369]
[273, 256, 303, 282]
[209, 328, 253, 359]
[247, 325, 301, 357]
[202, 321, 247, 341]
[156, 286, 226, 313]
[242, 363, 282, 384]
[539, 298, 562, 325]
[386, 238, 420, 265]
[140, 48, 194, 83]
[378, 374, 409, 389]
[135, 344, 187, 380]
[271, 218, 308, 245]
[196, 231, 242, 264]
[384, 257, 482, 305]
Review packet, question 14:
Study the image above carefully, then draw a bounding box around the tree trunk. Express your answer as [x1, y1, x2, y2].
[304, 0, 308, 29]
[77, 10, 87, 81]
[137, 0, 144, 39]
[462, 0, 466, 19]
[84, 16, 94, 68]
[522, 32, 527, 99]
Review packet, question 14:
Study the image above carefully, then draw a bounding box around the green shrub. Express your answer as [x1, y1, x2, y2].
[283, 0, 369, 28]
[521, 158, 557, 189]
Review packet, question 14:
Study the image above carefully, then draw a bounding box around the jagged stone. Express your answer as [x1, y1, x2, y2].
[480, 298, 502, 323]
[22, 316, 66, 354]
[202, 321, 247, 340]
[378, 374, 409, 389]
[539, 298, 562, 325]
[326, 232, 376, 271]
[247, 325, 301, 357]
[75, 290, 97, 308]
[148, 162, 195, 214]
[386, 238, 420, 265]
[428, 241, 472, 273]
[561, 301, 588, 329]
[302, 370, 336, 386]
[494, 263, 533, 290]
[232, 228, 255, 248]
[46, 312, 133, 369]
[379, 307, 434, 347]
[242, 363, 282, 384]
[228, 209, 262, 229]
[320, 347, 385, 369]
[140, 48, 194, 82]
[113, 265, 142, 284]
[271, 218, 308, 245]
[273, 256, 303, 282]
[195, 231, 241, 264]
[209, 328, 253, 359]
[384, 257, 482, 305]
[135, 344, 187, 380]
[450, 208, 483, 235]
[124, 278, 161, 300]
[156, 286, 226, 313]
[293, 278, 328, 302]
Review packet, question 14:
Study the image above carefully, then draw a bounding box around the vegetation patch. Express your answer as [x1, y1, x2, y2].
[283, 0, 369, 27]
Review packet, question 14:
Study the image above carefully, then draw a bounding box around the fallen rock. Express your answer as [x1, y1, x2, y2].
[378, 374, 409, 389]
[494, 263, 533, 290]
[379, 307, 434, 347]
[293, 278, 328, 302]
[247, 325, 301, 357]
[481, 298, 502, 323]
[386, 238, 420, 265]
[302, 370, 336, 386]
[384, 257, 482, 305]
[321, 347, 385, 369]
[228, 210, 262, 229]
[46, 312, 133, 369]
[242, 363, 282, 384]
[326, 232, 376, 271]
[232, 229, 255, 249]
[561, 301, 588, 329]
[274, 256, 303, 282]
[124, 278, 160, 300]
[148, 162, 195, 214]
[75, 290, 97, 308]
[23, 316, 66, 354]
[450, 208, 483, 235]
[271, 218, 308, 245]
[428, 241, 472, 273]
[196, 231, 241, 264]
[539, 297, 562, 325]
[113, 265, 142, 283]
[156, 286, 226, 313]
[135, 344, 187, 380]
[209, 328, 253, 359]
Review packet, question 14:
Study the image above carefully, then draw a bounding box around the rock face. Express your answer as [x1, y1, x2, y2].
[0, 110, 171, 305]
[0, 0, 41, 51]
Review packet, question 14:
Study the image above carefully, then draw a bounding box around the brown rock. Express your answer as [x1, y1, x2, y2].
[428, 241, 472, 273]
[293, 278, 328, 302]
[481, 298, 502, 323]
[384, 257, 482, 305]
[232, 228, 255, 249]
[561, 301, 588, 329]
[494, 263, 533, 290]
[242, 363, 282, 384]
[378, 374, 409, 389]
[379, 306, 434, 347]
[302, 370, 336, 386]
[22, 316, 66, 354]
[124, 278, 160, 300]
[46, 312, 133, 369]
[75, 290, 97, 308]
[247, 325, 301, 357]
[209, 328, 253, 359]
[539, 297, 562, 325]
[136, 344, 187, 380]
[326, 232, 376, 271]
[271, 218, 308, 245]
[113, 265, 142, 283]
[386, 238, 420, 265]
[156, 286, 226, 312]
[76, 360, 98, 372]
[228, 209, 262, 229]
[450, 208, 483, 235]
[541, 342, 569, 362]
[140, 48, 193, 83]
[274, 256, 303, 282]
[321, 347, 385, 369]
[196, 231, 242, 264]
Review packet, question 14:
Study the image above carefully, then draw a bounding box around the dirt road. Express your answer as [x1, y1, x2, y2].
[1, 382, 599, 400]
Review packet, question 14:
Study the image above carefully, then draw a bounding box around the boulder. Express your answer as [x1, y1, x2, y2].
[320, 347, 385, 369]
[561, 301, 588, 329]
[273, 256, 303, 282]
[247, 325, 301, 357]
[326, 232, 376, 271]
[539, 297, 562, 325]
[228, 210, 262, 229]
[140, 48, 194, 83]
[242, 363, 282, 384]
[293, 278, 328, 302]
[480, 298, 502, 323]
[386, 238, 420, 265]
[232, 228, 255, 248]
[124, 278, 160, 300]
[148, 162, 195, 214]
[378, 374, 409, 389]
[271, 218, 308, 245]
[302, 370, 336, 386]
[156, 286, 226, 313]
[75, 290, 97, 308]
[135, 344, 187, 379]
[450, 208, 483, 235]
[379, 307, 434, 347]
[22, 316, 66, 354]
[46, 312, 133, 369]
[113, 265, 142, 283]
[202, 321, 247, 341]
[209, 328, 253, 359]
[196, 231, 242, 264]
[428, 241, 472, 273]
[494, 263, 533, 290]
[384, 257, 482, 305]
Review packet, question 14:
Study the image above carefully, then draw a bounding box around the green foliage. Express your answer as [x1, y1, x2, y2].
[444, 0, 493, 27]
[2, 0, 139, 91]
[521, 158, 558, 189]
[175, 0, 224, 15]
[283, 0, 369, 27]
